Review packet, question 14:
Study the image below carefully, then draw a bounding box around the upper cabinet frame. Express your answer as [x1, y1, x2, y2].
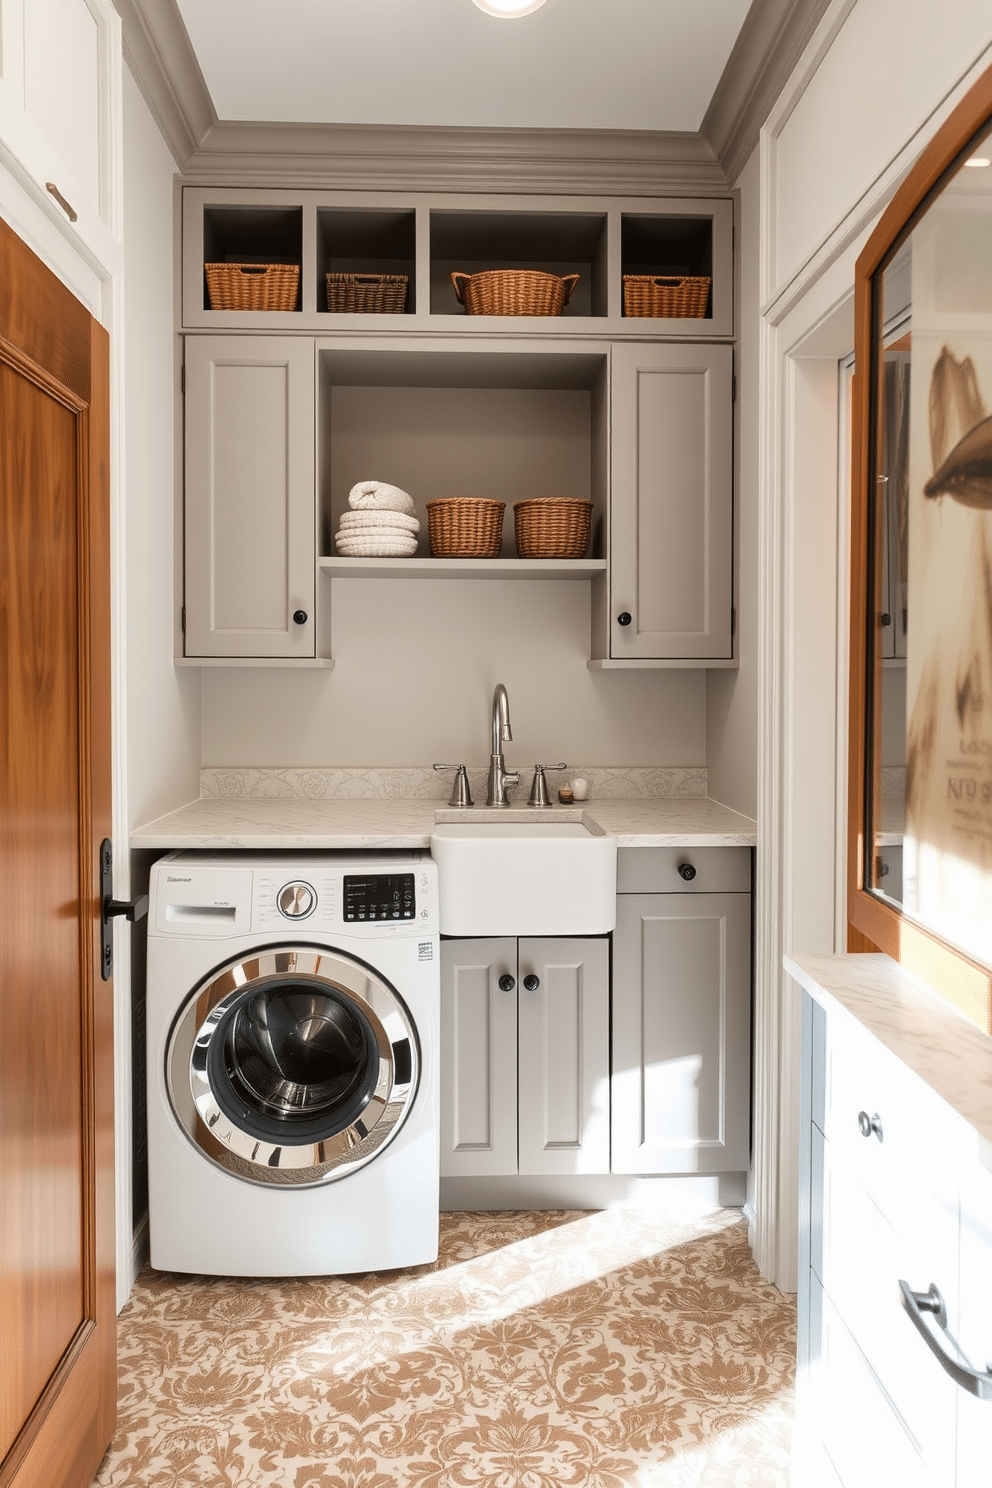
[181, 186, 734, 339]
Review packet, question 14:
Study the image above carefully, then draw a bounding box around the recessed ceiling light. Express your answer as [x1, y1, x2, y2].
[473, 0, 548, 17]
[964, 156, 991, 167]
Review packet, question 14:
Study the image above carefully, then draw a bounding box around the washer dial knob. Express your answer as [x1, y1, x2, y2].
[278, 881, 316, 919]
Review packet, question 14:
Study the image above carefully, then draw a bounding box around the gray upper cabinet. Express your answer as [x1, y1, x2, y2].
[184, 336, 316, 660]
[602, 342, 734, 663]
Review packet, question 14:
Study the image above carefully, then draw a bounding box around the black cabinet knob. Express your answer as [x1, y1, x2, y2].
[498, 974, 516, 992]
[292, 609, 308, 625]
[677, 862, 696, 881]
[880, 612, 892, 627]
[617, 612, 632, 626]
[523, 974, 541, 992]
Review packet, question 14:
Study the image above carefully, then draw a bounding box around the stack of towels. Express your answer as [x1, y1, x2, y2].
[334, 481, 420, 557]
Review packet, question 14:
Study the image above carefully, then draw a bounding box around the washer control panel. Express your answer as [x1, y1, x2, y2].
[343, 872, 415, 923]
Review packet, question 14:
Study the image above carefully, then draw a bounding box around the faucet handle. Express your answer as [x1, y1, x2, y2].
[433, 763, 473, 808]
[527, 763, 567, 808]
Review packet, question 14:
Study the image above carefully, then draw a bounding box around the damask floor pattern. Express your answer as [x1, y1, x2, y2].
[92, 1208, 796, 1488]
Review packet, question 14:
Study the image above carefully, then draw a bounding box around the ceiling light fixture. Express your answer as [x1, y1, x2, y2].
[472, 0, 548, 17]
[964, 156, 991, 167]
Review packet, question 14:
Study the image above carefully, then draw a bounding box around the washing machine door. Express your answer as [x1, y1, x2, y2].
[167, 946, 419, 1186]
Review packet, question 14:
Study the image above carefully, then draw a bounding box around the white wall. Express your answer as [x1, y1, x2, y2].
[706, 150, 760, 819]
[200, 585, 706, 768]
[122, 68, 200, 826]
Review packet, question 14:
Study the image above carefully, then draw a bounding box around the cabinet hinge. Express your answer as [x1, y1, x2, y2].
[731, 606, 736, 637]
[181, 606, 186, 633]
[732, 373, 737, 403]
[181, 364, 186, 394]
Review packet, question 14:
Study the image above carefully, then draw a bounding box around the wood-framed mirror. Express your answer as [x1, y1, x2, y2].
[849, 61, 992, 1032]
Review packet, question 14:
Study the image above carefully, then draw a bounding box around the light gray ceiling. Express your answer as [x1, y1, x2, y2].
[173, 0, 753, 134]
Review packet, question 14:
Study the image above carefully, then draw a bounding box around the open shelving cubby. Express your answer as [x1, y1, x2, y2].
[201, 203, 303, 312]
[429, 208, 608, 319]
[316, 206, 417, 316]
[316, 340, 608, 577]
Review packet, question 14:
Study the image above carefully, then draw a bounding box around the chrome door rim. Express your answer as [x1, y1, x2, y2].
[167, 945, 419, 1187]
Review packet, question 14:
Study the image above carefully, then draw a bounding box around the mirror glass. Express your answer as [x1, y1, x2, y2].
[867, 118, 992, 967]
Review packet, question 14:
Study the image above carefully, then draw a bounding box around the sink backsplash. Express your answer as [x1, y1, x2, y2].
[200, 766, 707, 802]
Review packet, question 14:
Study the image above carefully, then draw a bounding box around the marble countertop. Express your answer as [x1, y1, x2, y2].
[786, 951, 992, 1156]
[131, 795, 757, 851]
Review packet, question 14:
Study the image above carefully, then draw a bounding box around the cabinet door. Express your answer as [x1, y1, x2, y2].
[0, 0, 121, 266]
[517, 937, 610, 1176]
[440, 938, 517, 1177]
[611, 891, 750, 1173]
[610, 342, 733, 659]
[957, 1161, 992, 1488]
[184, 337, 316, 659]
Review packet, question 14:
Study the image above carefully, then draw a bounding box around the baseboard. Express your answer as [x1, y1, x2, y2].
[440, 1173, 747, 1212]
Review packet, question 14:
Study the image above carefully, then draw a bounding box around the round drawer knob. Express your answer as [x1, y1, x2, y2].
[857, 1110, 883, 1142]
[498, 974, 516, 992]
[292, 609, 308, 625]
[617, 612, 632, 627]
[523, 974, 541, 992]
[677, 862, 697, 881]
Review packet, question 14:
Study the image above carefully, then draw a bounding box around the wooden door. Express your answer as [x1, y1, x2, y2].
[439, 938, 517, 1177]
[0, 219, 115, 1486]
[184, 335, 316, 659]
[610, 341, 733, 660]
[611, 891, 750, 1173]
[517, 937, 610, 1176]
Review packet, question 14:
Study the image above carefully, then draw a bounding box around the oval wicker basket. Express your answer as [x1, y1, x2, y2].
[513, 498, 592, 559]
[427, 498, 505, 558]
[205, 262, 300, 312]
[451, 269, 580, 317]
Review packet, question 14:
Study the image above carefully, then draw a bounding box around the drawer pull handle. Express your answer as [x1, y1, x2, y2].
[857, 1109, 883, 1142]
[46, 181, 77, 222]
[899, 1281, 992, 1400]
[677, 862, 696, 882]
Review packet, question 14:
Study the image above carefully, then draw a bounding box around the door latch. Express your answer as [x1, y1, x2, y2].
[100, 838, 149, 981]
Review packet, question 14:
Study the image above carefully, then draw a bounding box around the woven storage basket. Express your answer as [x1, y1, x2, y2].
[326, 273, 408, 313]
[205, 263, 300, 311]
[623, 274, 710, 318]
[451, 269, 580, 317]
[427, 498, 505, 558]
[514, 498, 592, 559]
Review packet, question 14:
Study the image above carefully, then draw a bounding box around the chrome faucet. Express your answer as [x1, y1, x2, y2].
[486, 683, 519, 807]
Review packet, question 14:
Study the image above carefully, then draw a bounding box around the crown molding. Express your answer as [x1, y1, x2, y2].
[184, 120, 727, 194]
[702, 0, 835, 185]
[113, 0, 215, 169]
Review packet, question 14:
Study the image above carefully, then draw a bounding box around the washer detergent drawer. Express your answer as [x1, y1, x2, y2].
[155, 867, 253, 934]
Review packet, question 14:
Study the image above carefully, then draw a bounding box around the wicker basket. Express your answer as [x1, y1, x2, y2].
[513, 498, 592, 559]
[326, 273, 408, 313]
[623, 274, 710, 318]
[205, 263, 300, 312]
[427, 498, 505, 558]
[451, 269, 580, 317]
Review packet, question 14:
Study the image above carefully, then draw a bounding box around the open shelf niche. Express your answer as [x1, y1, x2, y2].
[316, 341, 609, 575]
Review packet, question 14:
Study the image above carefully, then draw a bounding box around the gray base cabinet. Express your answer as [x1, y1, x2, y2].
[611, 847, 751, 1174]
[183, 336, 316, 659]
[440, 936, 610, 1178]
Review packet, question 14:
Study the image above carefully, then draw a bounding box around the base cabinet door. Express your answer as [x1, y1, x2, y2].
[611, 889, 750, 1173]
[440, 936, 609, 1178]
[184, 336, 316, 659]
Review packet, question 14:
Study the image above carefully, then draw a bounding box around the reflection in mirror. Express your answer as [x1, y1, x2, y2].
[867, 120, 992, 966]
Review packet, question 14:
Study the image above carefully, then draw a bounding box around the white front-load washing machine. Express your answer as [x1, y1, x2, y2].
[146, 850, 439, 1276]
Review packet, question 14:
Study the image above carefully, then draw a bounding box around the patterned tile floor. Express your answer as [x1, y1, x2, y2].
[92, 1209, 796, 1488]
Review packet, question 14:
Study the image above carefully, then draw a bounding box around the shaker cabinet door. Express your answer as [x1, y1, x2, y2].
[184, 336, 316, 659]
[611, 890, 750, 1173]
[517, 937, 610, 1176]
[610, 342, 733, 660]
[439, 938, 518, 1178]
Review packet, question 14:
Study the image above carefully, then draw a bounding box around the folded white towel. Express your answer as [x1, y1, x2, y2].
[348, 480, 416, 515]
[337, 509, 420, 534]
[335, 533, 418, 557]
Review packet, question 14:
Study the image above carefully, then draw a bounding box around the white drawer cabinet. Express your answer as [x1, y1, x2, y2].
[440, 936, 610, 1178]
[612, 847, 751, 1174]
[798, 987, 992, 1488]
[0, 0, 121, 268]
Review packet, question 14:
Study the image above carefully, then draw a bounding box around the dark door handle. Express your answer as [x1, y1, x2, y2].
[292, 609, 308, 625]
[617, 612, 632, 626]
[677, 862, 696, 881]
[523, 974, 540, 991]
[100, 838, 148, 982]
[498, 974, 516, 992]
